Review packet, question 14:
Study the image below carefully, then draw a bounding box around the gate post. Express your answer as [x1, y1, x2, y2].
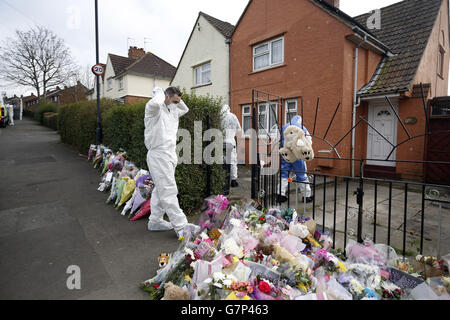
[251, 89, 258, 199]
[356, 159, 365, 243]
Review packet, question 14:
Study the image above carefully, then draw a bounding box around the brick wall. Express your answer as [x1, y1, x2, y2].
[230, 0, 381, 176]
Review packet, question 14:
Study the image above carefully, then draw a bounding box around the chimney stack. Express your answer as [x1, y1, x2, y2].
[325, 0, 340, 8]
[128, 46, 145, 60]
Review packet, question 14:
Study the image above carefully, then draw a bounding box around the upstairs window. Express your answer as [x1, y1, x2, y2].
[253, 37, 284, 71]
[194, 62, 211, 86]
[107, 78, 113, 90]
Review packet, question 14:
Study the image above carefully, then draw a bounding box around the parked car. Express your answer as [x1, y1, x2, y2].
[0, 105, 9, 127]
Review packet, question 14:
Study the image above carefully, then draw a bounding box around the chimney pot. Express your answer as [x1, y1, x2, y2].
[128, 46, 145, 59]
[325, 0, 340, 8]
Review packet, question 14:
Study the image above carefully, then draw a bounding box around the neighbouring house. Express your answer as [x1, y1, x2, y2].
[90, 46, 176, 105]
[22, 93, 39, 110]
[43, 81, 89, 106]
[3, 94, 21, 120]
[170, 12, 235, 104]
[230, 0, 450, 182]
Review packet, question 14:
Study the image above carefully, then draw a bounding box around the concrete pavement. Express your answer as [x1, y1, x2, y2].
[0, 118, 180, 299]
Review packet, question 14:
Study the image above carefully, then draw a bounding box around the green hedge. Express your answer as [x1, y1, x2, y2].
[34, 100, 58, 123]
[57, 99, 118, 155]
[42, 112, 58, 130]
[58, 92, 226, 214]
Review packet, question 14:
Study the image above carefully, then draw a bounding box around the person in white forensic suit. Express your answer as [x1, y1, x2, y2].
[6, 102, 14, 126]
[221, 104, 241, 187]
[144, 86, 199, 238]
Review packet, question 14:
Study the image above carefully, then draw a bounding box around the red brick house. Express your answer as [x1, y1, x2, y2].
[230, 0, 449, 181]
[44, 81, 89, 106]
[22, 93, 39, 110]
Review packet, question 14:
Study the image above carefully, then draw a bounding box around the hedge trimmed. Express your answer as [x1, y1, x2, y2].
[42, 112, 58, 130]
[57, 99, 118, 155]
[34, 100, 58, 124]
[58, 92, 225, 214]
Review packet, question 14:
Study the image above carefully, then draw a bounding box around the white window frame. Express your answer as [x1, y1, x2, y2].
[252, 36, 284, 72]
[257, 102, 278, 137]
[119, 77, 124, 90]
[242, 104, 252, 137]
[194, 62, 211, 86]
[285, 99, 298, 124]
[107, 78, 113, 90]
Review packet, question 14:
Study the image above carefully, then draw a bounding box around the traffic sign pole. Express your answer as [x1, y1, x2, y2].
[95, 0, 102, 145]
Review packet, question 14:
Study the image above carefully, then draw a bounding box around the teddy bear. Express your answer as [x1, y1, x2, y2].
[279, 147, 298, 163]
[291, 138, 314, 162]
[281, 125, 314, 162]
[158, 253, 170, 268]
[163, 282, 190, 300]
[283, 125, 306, 149]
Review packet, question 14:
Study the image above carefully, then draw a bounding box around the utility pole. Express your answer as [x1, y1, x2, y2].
[95, 0, 102, 144]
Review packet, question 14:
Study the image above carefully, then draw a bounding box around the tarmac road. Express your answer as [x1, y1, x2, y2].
[0, 118, 181, 299]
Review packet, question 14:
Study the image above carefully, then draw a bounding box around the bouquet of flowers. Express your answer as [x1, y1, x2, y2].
[198, 195, 229, 230]
[250, 275, 283, 300]
[294, 267, 314, 293]
[202, 272, 236, 300]
[228, 280, 254, 299]
[314, 249, 347, 274]
[378, 281, 404, 300]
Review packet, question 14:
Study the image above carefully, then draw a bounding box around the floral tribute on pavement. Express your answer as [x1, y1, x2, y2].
[140, 195, 450, 300]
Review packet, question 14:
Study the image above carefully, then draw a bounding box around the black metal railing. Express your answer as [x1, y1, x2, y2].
[273, 162, 450, 258]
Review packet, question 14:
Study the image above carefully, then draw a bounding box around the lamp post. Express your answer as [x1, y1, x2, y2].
[95, 0, 102, 144]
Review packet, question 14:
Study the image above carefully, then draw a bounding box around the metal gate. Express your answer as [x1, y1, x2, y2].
[250, 87, 450, 258]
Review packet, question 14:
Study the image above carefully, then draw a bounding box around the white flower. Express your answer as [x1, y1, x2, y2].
[289, 223, 310, 238]
[212, 272, 225, 282]
[204, 277, 212, 284]
[381, 282, 400, 292]
[230, 218, 241, 226]
[200, 232, 209, 240]
[223, 238, 244, 258]
[223, 279, 232, 286]
[184, 248, 195, 260]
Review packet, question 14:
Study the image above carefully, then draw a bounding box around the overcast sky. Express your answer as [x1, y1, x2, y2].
[0, 0, 420, 97]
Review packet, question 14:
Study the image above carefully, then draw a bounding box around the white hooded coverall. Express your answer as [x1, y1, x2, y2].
[6, 104, 14, 125]
[221, 104, 241, 180]
[144, 88, 189, 233]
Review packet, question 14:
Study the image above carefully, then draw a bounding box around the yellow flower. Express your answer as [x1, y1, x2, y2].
[297, 283, 308, 293]
[178, 236, 184, 242]
[337, 260, 347, 272]
[184, 274, 192, 282]
[226, 292, 251, 300]
[232, 256, 240, 263]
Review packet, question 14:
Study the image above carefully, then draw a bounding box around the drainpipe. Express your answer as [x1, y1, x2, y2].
[225, 37, 231, 105]
[351, 34, 367, 177]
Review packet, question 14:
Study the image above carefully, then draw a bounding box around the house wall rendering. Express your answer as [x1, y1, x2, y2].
[171, 14, 230, 104]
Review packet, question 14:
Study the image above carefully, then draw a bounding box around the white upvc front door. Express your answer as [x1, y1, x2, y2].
[366, 99, 398, 167]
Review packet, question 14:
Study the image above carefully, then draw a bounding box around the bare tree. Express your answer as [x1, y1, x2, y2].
[0, 25, 78, 99]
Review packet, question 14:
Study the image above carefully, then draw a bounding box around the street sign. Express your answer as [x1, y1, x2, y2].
[91, 64, 105, 76]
